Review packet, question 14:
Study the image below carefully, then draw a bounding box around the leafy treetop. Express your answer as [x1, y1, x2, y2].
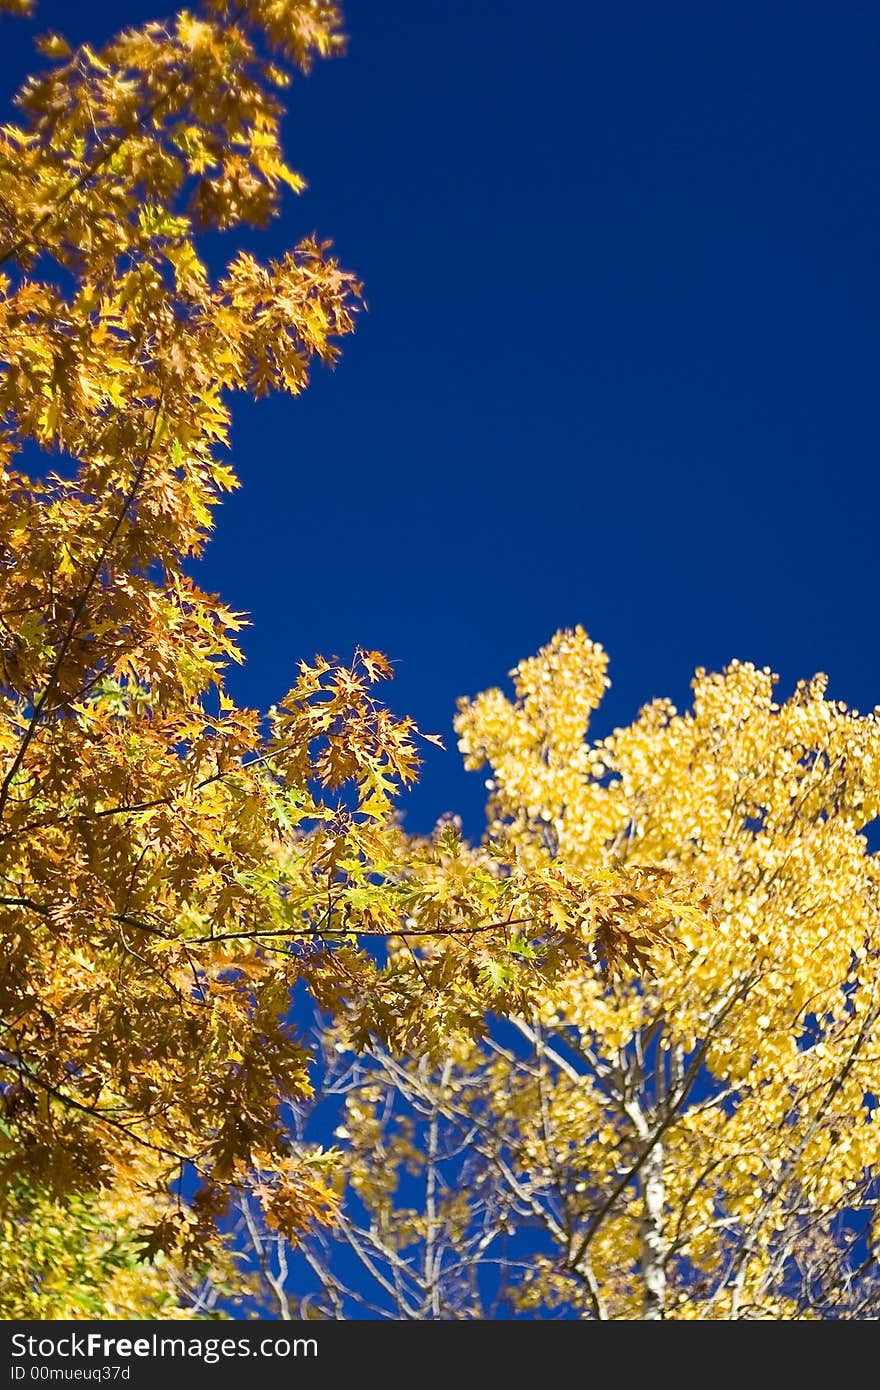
[0, 3, 707, 1258]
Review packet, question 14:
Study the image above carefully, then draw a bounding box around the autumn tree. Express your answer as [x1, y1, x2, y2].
[0, 0, 699, 1285]
[256, 629, 880, 1319]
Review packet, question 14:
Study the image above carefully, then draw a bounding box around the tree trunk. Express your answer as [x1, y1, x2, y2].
[640, 1139, 666, 1319]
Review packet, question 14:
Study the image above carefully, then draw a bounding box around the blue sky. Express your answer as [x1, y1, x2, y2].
[4, 0, 879, 838]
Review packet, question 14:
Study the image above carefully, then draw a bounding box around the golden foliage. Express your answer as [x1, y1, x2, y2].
[0, 1173, 238, 1319]
[0, 4, 701, 1285]
[322, 629, 880, 1319]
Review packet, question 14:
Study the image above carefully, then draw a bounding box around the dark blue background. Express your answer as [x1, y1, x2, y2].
[4, 0, 878, 836]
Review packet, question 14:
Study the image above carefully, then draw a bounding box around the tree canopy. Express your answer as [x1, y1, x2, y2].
[265, 630, 880, 1319]
[0, 0, 699, 1278]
